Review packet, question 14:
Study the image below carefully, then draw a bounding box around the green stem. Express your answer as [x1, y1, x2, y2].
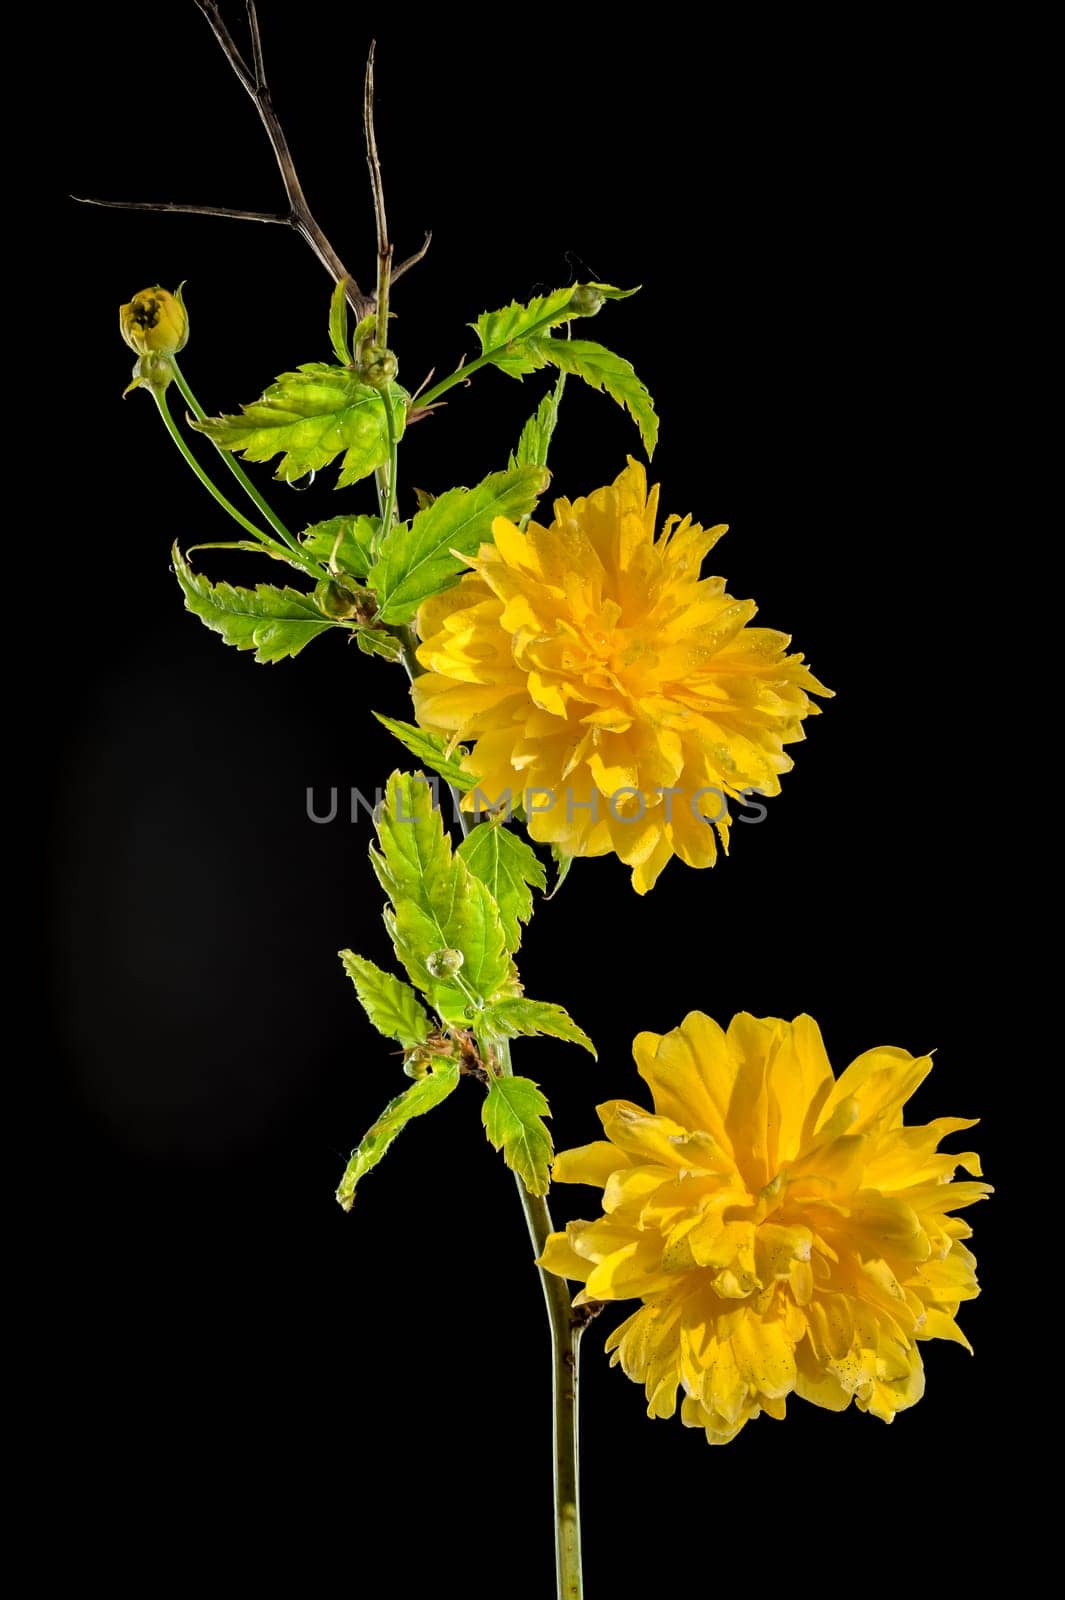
[394, 639, 581, 1593]
[497, 1038, 583, 1600]
[380, 389, 399, 537]
[169, 360, 325, 577]
[418, 307, 574, 410]
[151, 386, 277, 545]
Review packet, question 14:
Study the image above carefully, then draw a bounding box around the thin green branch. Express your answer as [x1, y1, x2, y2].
[149, 383, 324, 581]
[380, 390, 400, 537]
[169, 358, 302, 556]
[497, 1038, 583, 1599]
[418, 308, 574, 410]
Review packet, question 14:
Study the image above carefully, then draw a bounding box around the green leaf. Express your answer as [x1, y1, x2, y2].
[482, 1074, 553, 1196]
[522, 337, 659, 457]
[472, 283, 639, 378]
[368, 464, 549, 624]
[371, 772, 510, 1019]
[193, 365, 407, 488]
[172, 543, 340, 663]
[373, 715, 479, 790]
[548, 846, 575, 899]
[356, 627, 404, 662]
[458, 824, 546, 953]
[471, 287, 580, 377]
[299, 514, 378, 580]
[486, 998, 597, 1058]
[335, 1062, 460, 1211]
[511, 388, 561, 472]
[328, 277, 352, 365]
[339, 950, 431, 1048]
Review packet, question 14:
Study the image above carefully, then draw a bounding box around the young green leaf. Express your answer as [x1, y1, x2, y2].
[193, 364, 407, 488]
[328, 277, 352, 365]
[472, 283, 638, 377]
[373, 716, 479, 790]
[486, 998, 597, 1057]
[482, 1074, 554, 1196]
[523, 337, 658, 457]
[548, 846, 575, 899]
[372, 772, 510, 1017]
[335, 1062, 460, 1211]
[299, 514, 378, 579]
[458, 824, 546, 952]
[369, 464, 549, 624]
[172, 544, 341, 663]
[339, 950, 431, 1048]
[471, 287, 580, 377]
[511, 387, 562, 472]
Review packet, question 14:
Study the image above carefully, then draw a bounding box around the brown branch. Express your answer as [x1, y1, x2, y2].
[76, 9, 432, 322]
[72, 196, 288, 225]
[193, 1, 374, 318]
[392, 230, 433, 286]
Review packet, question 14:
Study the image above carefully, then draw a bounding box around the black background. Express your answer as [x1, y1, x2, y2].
[51, 5, 1014, 1587]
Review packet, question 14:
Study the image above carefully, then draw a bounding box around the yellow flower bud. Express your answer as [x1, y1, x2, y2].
[119, 284, 189, 357]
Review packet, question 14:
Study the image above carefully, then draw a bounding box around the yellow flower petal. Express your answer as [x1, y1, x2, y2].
[544, 1011, 988, 1446]
[413, 463, 829, 891]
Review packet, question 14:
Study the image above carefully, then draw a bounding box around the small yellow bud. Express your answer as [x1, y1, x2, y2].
[119, 284, 189, 357]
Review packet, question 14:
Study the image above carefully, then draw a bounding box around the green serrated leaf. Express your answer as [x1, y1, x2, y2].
[373, 715, 479, 790]
[519, 337, 658, 457]
[339, 950, 430, 1048]
[458, 824, 546, 953]
[172, 543, 340, 663]
[511, 387, 561, 472]
[548, 846, 575, 899]
[486, 998, 597, 1057]
[482, 1074, 553, 1195]
[372, 772, 509, 1019]
[471, 287, 580, 377]
[299, 515, 378, 580]
[335, 1062, 460, 1210]
[356, 627, 403, 661]
[473, 283, 639, 378]
[368, 465, 549, 624]
[328, 278, 352, 365]
[193, 365, 407, 488]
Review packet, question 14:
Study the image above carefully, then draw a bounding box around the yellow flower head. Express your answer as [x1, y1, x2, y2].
[119, 284, 189, 356]
[541, 1013, 989, 1444]
[412, 461, 830, 892]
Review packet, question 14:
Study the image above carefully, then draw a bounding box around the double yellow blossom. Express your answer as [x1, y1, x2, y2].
[541, 1012, 989, 1443]
[413, 460, 830, 892]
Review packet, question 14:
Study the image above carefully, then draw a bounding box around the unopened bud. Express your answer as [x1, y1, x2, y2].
[359, 344, 398, 389]
[569, 285, 604, 317]
[120, 284, 189, 356]
[314, 577, 372, 621]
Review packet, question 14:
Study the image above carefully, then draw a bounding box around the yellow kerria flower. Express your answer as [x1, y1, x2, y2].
[541, 1012, 989, 1444]
[412, 460, 830, 892]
